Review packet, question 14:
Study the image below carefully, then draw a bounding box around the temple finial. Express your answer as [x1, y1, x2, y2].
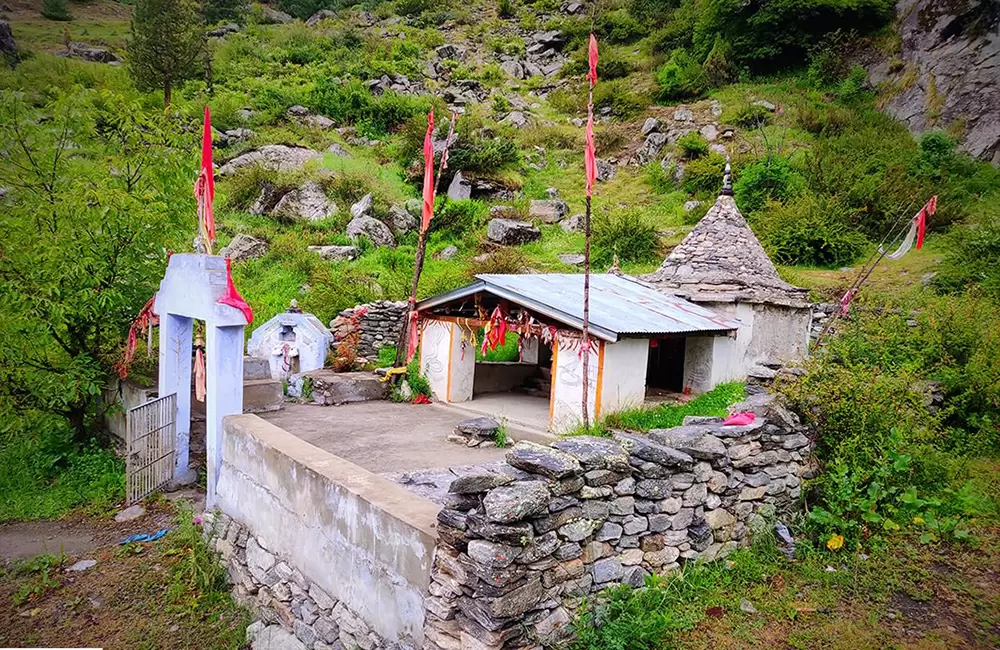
[721, 156, 733, 196]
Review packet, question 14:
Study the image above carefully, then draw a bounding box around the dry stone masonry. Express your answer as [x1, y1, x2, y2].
[423, 390, 812, 650]
[331, 300, 408, 359]
[204, 514, 390, 650]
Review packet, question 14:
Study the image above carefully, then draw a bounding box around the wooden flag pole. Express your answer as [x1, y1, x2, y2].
[581, 33, 598, 431]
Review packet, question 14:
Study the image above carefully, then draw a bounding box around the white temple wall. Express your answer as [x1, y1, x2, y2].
[550, 339, 600, 432]
[419, 320, 474, 403]
[597, 338, 649, 418]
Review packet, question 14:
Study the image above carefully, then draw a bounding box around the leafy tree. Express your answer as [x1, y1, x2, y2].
[128, 0, 204, 107]
[0, 92, 189, 443]
[203, 0, 249, 24]
[41, 0, 72, 21]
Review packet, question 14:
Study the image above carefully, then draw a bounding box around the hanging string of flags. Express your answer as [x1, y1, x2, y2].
[885, 195, 936, 260]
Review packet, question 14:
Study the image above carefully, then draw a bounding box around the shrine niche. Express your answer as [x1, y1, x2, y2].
[246, 300, 333, 380]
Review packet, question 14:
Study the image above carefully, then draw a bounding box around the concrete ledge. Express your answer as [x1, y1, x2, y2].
[217, 414, 440, 647]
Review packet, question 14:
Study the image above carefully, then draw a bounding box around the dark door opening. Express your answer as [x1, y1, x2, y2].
[646, 337, 685, 393]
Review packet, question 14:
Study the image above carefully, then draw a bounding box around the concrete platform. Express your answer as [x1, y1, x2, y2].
[444, 392, 552, 432]
[259, 401, 527, 475]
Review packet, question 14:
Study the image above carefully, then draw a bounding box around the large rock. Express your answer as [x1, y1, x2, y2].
[483, 481, 551, 523]
[552, 436, 630, 471]
[219, 145, 322, 175]
[449, 472, 515, 494]
[871, 0, 1000, 164]
[350, 193, 374, 219]
[271, 181, 337, 221]
[260, 6, 294, 23]
[506, 441, 582, 479]
[648, 427, 727, 461]
[455, 416, 500, 439]
[56, 42, 120, 64]
[634, 132, 669, 165]
[447, 171, 472, 200]
[487, 218, 541, 245]
[0, 20, 16, 55]
[386, 204, 418, 235]
[501, 60, 525, 79]
[221, 234, 268, 262]
[595, 159, 617, 182]
[528, 199, 568, 224]
[641, 117, 661, 136]
[286, 105, 334, 130]
[250, 184, 283, 215]
[307, 245, 359, 261]
[560, 213, 584, 233]
[346, 216, 395, 248]
[306, 9, 337, 27]
[615, 432, 695, 467]
[501, 111, 530, 128]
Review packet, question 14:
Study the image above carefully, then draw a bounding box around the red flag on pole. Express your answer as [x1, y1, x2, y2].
[217, 258, 253, 324]
[194, 106, 216, 250]
[916, 195, 936, 250]
[585, 115, 596, 198]
[421, 109, 435, 232]
[587, 33, 599, 86]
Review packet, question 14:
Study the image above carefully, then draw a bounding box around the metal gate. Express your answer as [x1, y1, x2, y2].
[126, 393, 177, 505]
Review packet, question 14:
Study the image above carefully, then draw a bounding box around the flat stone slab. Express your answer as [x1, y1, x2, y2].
[300, 370, 388, 406]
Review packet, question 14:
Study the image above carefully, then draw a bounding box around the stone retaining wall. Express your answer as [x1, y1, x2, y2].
[209, 414, 440, 650]
[423, 390, 812, 650]
[331, 300, 408, 360]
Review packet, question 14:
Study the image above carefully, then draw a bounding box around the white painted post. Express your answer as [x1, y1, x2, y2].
[205, 323, 245, 507]
[159, 313, 194, 481]
[447, 323, 474, 403]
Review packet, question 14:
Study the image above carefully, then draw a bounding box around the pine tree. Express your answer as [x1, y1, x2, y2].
[41, 0, 73, 22]
[128, 0, 203, 107]
[203, 0, 249, 25]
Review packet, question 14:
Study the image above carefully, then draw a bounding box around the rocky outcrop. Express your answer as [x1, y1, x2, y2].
[528, 199, 568, 224]
[55, 42, 120, 64]
[271, 181, 337, 222]
[346, 216, 395, 248]
[219, 145, 323, 175]
[286, 105, 334, 130]
[487, 218, 542, 245]
[260, 6, 293, 24]
[0, 20, 16, 56]
[871, 0, 1000, 164]
[221, 234, 268, 262]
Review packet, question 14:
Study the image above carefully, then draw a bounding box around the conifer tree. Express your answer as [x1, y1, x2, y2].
[128, 0, 203, 107]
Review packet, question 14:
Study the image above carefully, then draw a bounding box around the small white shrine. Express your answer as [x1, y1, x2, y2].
[246, 300, 333, 380]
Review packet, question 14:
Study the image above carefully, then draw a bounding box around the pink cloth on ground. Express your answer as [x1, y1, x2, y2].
[722, 412, 755, 426]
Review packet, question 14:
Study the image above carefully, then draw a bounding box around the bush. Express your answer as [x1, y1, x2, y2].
[431, 199, 488, 237]
[676, 132, 709, 159]
[309, 78, 430, 137]
[592, 78, 648, 119]
[498, 0, 514, 19]
[468, 248, 530, 276]
[731, 103, 772, 129]
[936, 210, 1000, 301]
[701, 36, 736, 86]
[755, 194, 867, 267]
[681, 152, 727, 195]
[655, 48, 706, 101]
[592, 209, 659, 267]
[41, 0, 72, 21]
[733, 156, 804, 214]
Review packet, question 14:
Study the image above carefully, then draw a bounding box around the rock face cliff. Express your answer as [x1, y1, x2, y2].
[871, 0, 999, 165]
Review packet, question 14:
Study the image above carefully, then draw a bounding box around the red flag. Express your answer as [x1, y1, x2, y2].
[587, 33, 599, 86]
[405, 310, 419, 364]
[585, 114, 596, 197]
[916, 195, 936, 250]
[217, 258, 253, 324]
[195, 105, 216, 247]
[421, 109, 435, 232]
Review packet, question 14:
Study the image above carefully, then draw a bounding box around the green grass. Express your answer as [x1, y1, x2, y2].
[575, 382, 746, 436]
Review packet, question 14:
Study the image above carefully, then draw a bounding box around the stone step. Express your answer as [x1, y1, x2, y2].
[244, 356, 272, 381]
[244, 378, 284, 413]
[295, 369, 387, 406]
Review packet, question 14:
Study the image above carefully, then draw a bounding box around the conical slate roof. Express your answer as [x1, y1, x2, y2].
[644, 194, 809, 307]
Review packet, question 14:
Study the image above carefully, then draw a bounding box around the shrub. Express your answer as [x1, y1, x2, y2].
[468, 248, 530, 276]
[594, 9, 649, 44]
[701, 36, 736, 86]
[655, 48, 706, 101]
[731, 103, 772, 129]
[676, 132, 709, 159]
[681, 152, 727, 195]
[733, 156, 805, 214]
[498, 0, 514, 19]
[41, 0, 72, 21]
[564, 47, 634, 81]
[755, 194, 867, 267]
[431, 199, 488, 237]
[593, 78, 648, 119]
[592, 209, 659, 267]
[836, 65, 870, 102]
[936, 210, 1000, 302]
[309, 78, 429, 137]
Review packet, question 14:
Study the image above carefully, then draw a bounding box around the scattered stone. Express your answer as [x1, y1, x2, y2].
[56, 42, 120, 64]
[326, 143, 350, 157]
[261, 6, 294, 23]
[66, 559, 97, 572]
[114, 504, 145, 522]
[455, 417, 500, 439]
[560, 213, 584, 233]
[739, 598, 758, 614]
[272, 181, 337, 222]
[350, 193, 374, 219]
[595, 158, 617, 182]
[306, 9, 337, 27]
[435, 44, 465, 60]
[673, 107, 694, 121]
[752, 100, 776, 112]
[386, 204, 418, 235]
[308, 245, 359, 261]
[222, 234, 268, 262]
[558, 253, 585, 265]
[487, 218, 541, 245]
[528, 199, 569, 224]
[346, 216, 395, 248]
[641, 117, 661, 136]
[219, 145, 322, 176]
[634, 132, 669, 165]
[435, 245, 459, 260]
[501, 111, 530, 128]
[683, 200, 703, 213]
[501, 60, 525, 79]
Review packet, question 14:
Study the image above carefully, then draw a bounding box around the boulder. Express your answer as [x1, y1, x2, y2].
[560, 213, 584, 233]
[634, 132, 669, 165]
[595, 158, 616, 182]
[559, 253, 585, 265]
[272, 181, 337, 221]
[219, 145, 322, 175]
[641, 117, 660, 136]
[528, 199, 568, 224]
[349, 193, 374, 219]
[386, 204, 418, 235]
[434, 244, 459, 260]
[224, 128, 255, 144]
[501, 60, 525, 79]
[0, 21, 15, 56]
[260, 6, 294, 24]
[326, 143, 350, 157]
[250, 183, 284, 216]
[752, 100, 776, 112]
[346, 216, 395, 248]
[487, 218, 541, 245]
[221, 234, 268, 262]
[455, 416, 500, 438]
[56, 42, 120, 64]
[306, 9, 337, 27]
[207, 23, 239, 37]
[447, 171, 472, 200]
[307, 245, 359, 261]
[286, 105, 334, 130]
[501, 111, 530, 128]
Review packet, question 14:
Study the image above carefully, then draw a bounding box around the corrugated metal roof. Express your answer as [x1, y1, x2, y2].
[417, 273, 740, 342]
